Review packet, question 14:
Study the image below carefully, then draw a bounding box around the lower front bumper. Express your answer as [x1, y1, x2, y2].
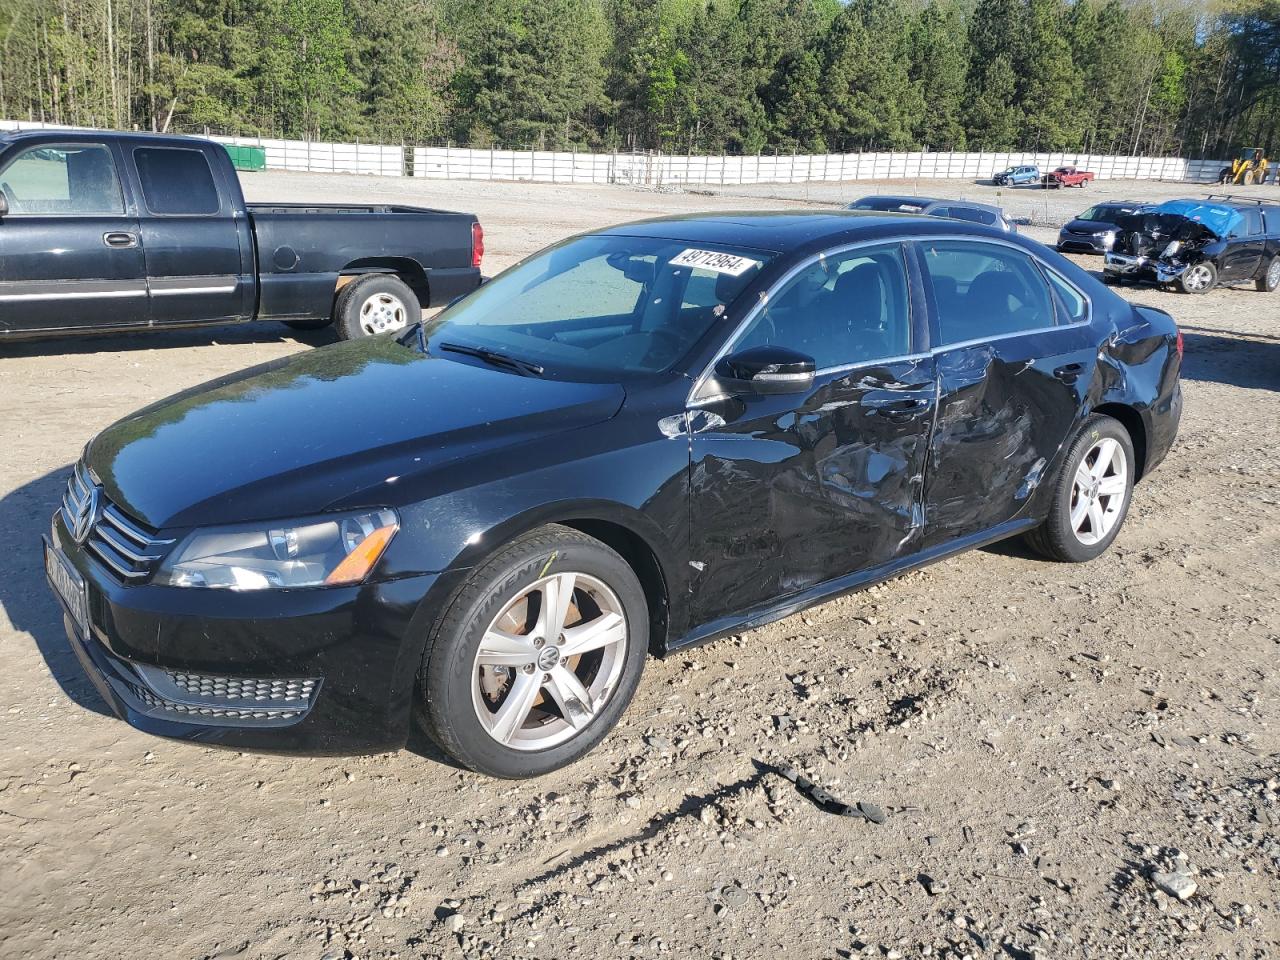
[47, 514, 445, 755]
[1103, 253, 1188, 284]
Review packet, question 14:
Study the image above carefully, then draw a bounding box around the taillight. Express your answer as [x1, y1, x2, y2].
[1175, 329, 1184, 358]
[471, 222, 484, 269]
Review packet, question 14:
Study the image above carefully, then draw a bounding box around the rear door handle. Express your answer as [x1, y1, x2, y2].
[103, 231, 138, 248]
[1053, 362, 1085, 383]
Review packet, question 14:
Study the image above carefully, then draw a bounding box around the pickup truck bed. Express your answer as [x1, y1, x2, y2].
[0, 131, 482, 341]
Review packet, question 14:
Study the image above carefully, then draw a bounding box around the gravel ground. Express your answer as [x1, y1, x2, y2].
[1, 173, 1278, 960]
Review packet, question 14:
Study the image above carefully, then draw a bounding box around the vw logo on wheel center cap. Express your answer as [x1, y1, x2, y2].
[537, 645, 562, 671]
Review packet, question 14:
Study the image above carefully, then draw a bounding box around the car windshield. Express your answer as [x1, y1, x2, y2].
[422, 234, 772, 380]
[1079, 205, 1129, 224]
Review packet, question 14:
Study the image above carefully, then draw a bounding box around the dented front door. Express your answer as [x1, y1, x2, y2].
[687, 356, 937, 626]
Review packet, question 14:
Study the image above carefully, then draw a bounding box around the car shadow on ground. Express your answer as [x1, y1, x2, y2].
[0, 321, 336, 357]
[1180, 325, 1280, 391]
[0, 463, 111, 715]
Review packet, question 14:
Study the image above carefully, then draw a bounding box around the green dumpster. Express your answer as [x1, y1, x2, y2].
[222, 144, 267, 172]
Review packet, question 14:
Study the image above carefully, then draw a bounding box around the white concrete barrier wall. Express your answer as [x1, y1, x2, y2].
[1, 121, 1232, 184]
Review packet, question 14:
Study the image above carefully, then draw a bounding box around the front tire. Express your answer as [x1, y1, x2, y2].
[1025, 415, 1135, 563]
[1256, 256, 1280, 292]
[1176, 261, 1217, 294]
[418, 525, 649, 778]
[334, 274, 419, 340]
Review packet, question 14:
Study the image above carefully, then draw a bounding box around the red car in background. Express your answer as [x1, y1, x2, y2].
[1044, 166, 1096, 188]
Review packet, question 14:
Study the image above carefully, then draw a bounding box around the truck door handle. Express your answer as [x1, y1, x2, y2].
[1053, 363, 1085, 383]
[103, 231, 138, 248]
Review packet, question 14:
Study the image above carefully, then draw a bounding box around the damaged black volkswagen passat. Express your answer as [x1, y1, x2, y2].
[45, 212, 1182, 778]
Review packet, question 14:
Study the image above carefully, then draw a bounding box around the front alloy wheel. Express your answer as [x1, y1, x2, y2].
[471, 572, 628, 751]
[419, 525, 648, 778]
[1177, 261, 1217, 294]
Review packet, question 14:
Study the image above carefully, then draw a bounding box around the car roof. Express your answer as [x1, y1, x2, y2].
[0, 128, 214, 148]
[596, 210, 1018, 254]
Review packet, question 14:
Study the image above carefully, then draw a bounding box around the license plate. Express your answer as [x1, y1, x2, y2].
[45, 540, 89, 638]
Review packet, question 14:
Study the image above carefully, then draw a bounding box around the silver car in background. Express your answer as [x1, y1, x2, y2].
[847, 195, 1018, 232]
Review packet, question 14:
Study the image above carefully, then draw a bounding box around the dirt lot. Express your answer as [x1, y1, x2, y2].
[2, 173, 1278, 960]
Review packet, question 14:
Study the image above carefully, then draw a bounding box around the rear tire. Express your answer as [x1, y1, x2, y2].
[334, 274, 419, 340]
[1025, 415, 1135, 563]
[1176, 261, 1217, 294]
[417, 525, 649, 778]
[1256, 256, 1280, 292]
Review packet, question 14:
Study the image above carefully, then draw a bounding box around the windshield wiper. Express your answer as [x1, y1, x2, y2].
[439, 341, 544, 377]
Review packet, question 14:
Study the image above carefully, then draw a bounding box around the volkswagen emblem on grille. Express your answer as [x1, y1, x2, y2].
[69, 484, 101, 545]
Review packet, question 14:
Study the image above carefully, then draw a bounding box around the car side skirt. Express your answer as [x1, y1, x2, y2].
[668, 515, 1040, 653]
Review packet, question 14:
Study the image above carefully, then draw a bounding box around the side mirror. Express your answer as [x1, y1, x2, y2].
[715, 346, 815, 395]
[0, 192, 8, 217]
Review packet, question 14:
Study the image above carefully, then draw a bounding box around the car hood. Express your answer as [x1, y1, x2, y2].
[1113, 210, 1222, 244]
[1064, 218, 1117, 233]
[85, 337, 626, 529]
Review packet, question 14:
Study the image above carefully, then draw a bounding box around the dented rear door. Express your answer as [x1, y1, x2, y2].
[916, 239, 1097, 546]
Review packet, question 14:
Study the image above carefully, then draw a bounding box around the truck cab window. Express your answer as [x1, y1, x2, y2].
[134, 147, 220, 215]
[0, 143, 124, 215]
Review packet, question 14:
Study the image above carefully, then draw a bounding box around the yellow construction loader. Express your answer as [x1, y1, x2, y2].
[1219, 147, 1270, 186]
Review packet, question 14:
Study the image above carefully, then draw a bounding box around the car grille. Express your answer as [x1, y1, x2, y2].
[62, 463, 174, 581]
[126, 680, 311, 721]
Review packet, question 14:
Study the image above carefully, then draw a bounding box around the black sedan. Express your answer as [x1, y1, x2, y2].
[44, 212, 1183, 778]
[1057, 202, 1148, 254]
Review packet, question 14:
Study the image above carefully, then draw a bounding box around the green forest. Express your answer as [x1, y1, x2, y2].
[2, 0, 1279, 158]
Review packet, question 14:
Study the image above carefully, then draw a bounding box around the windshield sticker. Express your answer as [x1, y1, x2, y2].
[671, 248, 761, 276]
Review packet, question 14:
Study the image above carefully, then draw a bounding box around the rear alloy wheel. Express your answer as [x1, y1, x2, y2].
[1176, 261, 1217, 294]
[333, 274, 419, 340]
[1256, 257, 1280, 292]
[1025, 415, 1135, 563]
[418, 525, 648, 778]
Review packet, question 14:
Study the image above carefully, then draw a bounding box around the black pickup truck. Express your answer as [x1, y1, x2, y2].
[0, 130, 482, 341]
[1103, 196, 1280, 294]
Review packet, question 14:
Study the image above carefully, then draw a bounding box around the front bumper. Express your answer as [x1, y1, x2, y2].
[1058, 231, 1112, 254]
[45, 510, 443, 755]
[1104, 252, 1189, 284]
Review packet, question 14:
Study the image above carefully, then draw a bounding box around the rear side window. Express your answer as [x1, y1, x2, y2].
[1243, 208, 1263, 236]
[0, 143, 123, 215]
[1044, 267, 1088, 324]
[921, 241, 1056, 345]
[943, 206, 997, 226]
[134, 147, 219, 215]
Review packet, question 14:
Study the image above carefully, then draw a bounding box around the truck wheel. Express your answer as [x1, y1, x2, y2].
[1256, 257, 1280, 292]
[1176, 261, 1217, 294]
[1024, 415, 1134, 563]
[417, 525, 649, 778]
[334, 274, 419, 340]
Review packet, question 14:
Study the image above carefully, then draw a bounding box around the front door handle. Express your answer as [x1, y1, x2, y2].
[1053, 362, 1085, 384]
[103, 231, 138, 248]
[861, 393, 934, 421]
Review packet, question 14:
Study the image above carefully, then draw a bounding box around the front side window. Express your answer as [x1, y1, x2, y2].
[0, 143, 123, 215]
[921, 241, 1056, 345]
[426, 235, 770, 379]
[133, 147, 220, 215]
[732, 244, 911, 369]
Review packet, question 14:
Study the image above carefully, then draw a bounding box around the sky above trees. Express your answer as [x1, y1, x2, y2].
[2, 0, 1278, 158]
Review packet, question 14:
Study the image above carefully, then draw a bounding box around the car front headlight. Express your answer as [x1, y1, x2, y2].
[1101, 230, 1116, 249]
[156, 508, 399, 590]
[1162, 240, 1181, 257]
